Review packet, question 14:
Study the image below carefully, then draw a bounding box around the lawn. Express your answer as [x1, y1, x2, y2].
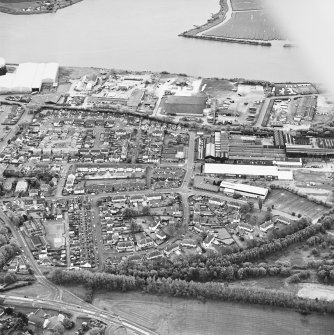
[204, 11, 283, 41]
[92, 290, 334, 335]
[231, 0, 265, 11]
[265, 189, 327, 220]
[9, 282, 53, 299]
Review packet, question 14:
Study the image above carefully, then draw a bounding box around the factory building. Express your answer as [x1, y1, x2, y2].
[0, 62, 59, 93]
[204, 163, 293, 180]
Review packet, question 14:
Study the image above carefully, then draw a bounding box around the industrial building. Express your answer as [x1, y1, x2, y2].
[198, 131, 286, 162]
[204, 163, 293, 180]
[285, 135, 334, 158]
[165, 95, 207, 116]
[220, 181, 269, 200]
[0, 62, 59, 93]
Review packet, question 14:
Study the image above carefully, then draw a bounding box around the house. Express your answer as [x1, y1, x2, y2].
[116, 241, 135, 252]
[260, 220, 274, 232]
[127, 254, 143, 263]
[29, 188, 39, 197]
[180, 239, 197, 248]
[194, 223, 206, 234]
[137, 237, 154, 250]
[146, 194, 162, 201]
[274, 216, 292, 225]
[238, 223, 254, 233]
[149, 219, 160, 231]
[155, 229, 167, 240]
[203, 234, 215, 248]
[146, 250, 163, 261]
[164, 243, 179, 256]
[113, 195, 127, 203]
[130, 195, 144, 203]
[40, 183, 50, 194]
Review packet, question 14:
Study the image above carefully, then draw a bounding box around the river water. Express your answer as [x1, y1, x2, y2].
[0, 0, 318, 81]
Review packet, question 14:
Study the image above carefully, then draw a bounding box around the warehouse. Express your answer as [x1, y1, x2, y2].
[220, 181, 269, 200]
[204, 163, 293, 180]
[0, 62, 59, 93]
[165, 95, 207, 115]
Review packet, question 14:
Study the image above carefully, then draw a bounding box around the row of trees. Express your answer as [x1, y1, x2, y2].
[49, 269, 334, 315]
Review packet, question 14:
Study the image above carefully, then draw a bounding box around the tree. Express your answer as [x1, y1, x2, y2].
[62, 318, 75, 330]
[142, 206, 150, 216]
[258, 197, 263, 211]
[0, 235, 7, 246]
[53, 323, 65, 334]
[89, 327, 102, 335]
[4, 273, 17, 285]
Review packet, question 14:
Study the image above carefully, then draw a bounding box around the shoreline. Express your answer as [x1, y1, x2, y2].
[0, 0, 83, 15]
[179, 34, 272, 47]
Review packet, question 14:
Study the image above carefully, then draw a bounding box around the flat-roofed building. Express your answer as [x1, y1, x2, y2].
[220, 181, 269, 200]
[205, 163, 293, 181]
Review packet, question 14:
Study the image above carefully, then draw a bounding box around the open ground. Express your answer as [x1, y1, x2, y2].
[91, 290, 334, 335]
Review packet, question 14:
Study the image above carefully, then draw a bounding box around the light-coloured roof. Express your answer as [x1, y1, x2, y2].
[220, 181, 268, 197]
[0, 62, 59, 92]
[205, 163, 293, 180]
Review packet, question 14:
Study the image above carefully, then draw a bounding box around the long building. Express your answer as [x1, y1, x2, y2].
[204, 163, 293, 180]
[220, 181, 269, 200]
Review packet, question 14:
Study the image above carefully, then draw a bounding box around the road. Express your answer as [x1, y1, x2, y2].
[0, 295, 156, 335]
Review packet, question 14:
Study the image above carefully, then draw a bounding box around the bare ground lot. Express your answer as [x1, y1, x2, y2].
[203, 11, 283, 41]
[92, 290, 334, 335]
[265, 189, 327, 220]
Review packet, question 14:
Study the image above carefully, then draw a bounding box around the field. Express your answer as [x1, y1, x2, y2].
[298, 283, 334, 302]
[231, 0, 264, 11]
[203, 11, 283, 41]
[43, 220, 65, 248]
[9, 282, 53, 299]
[92, 290, 334, 335]
[265, 189, 327, 220]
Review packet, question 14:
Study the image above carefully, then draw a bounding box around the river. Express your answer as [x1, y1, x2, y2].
[0, 0, 319, 82]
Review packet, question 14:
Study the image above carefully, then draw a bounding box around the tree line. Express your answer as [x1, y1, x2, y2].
[48, 269, 334, 315]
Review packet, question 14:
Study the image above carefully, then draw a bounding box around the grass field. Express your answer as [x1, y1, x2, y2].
[231, 0, 264, 11]
[265, 189, 327, 220]
[203, 11, 283, 41]
[9, 282, 53, 299]
[92, 291, 334, 335]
